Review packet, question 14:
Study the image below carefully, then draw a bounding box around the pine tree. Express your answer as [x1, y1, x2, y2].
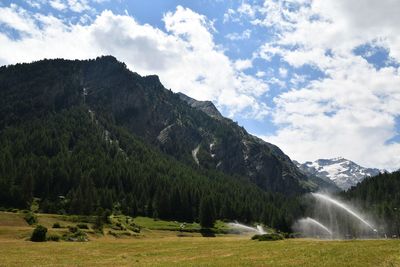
[199, 197, 215, 228]
[21, 173, 34, 208]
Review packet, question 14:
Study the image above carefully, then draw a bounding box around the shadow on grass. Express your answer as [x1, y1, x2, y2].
[200, 228, 216, 237]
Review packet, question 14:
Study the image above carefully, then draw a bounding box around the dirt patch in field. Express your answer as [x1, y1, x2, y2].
[0, 212, 28, 227]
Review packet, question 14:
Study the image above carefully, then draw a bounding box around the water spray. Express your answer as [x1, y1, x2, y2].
[228, 222, 266, 235]
[312, 193, 377, 233]
[298, 217, 333, 236]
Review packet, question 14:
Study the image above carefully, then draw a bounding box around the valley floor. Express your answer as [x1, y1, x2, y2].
[0, 212, 399, 266]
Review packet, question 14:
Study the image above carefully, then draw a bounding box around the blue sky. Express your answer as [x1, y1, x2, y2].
[1, 0, 400, 169]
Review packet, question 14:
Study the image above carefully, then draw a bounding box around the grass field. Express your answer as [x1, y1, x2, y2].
[0, 211, 399, 267]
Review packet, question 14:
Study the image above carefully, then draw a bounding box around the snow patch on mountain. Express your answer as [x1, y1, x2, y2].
[192, 145, 200, 165]
[296, 157, 383, 190]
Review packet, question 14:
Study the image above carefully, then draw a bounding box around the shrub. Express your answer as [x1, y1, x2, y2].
[251, 233, 284, 241]
[24, 212, 38, 225]
[30, 225, 47, 242]
[111, 223, 126, 231]
[62, 229, 88, 242]
[52, 222, 61, 228]
[47, 234, 60, 242]
[131, 226, 140, 233]
[77, 223, 89, 229]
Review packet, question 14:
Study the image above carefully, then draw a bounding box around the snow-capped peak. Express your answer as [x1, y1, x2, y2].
[296, 158, 383, 190]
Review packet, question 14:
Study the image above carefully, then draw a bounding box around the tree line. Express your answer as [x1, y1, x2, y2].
[343, 171, 400, 237]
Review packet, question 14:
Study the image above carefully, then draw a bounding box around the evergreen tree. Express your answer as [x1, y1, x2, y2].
[199, 197, 215, 228]
[21, 173, 34, 208]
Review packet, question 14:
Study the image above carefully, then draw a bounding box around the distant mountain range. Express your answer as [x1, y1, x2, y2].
[295, 157, 383, 190]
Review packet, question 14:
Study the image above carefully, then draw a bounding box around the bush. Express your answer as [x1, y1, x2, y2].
[47, 234, 60, 242]
[62, 229, 88, 242]
[52, 222, 61, 228]
[111, 223, 126, 231]
[30, 225, 47, 242]
[251, 233, 284, 241]
[129, 225, 141, 233]
[24, 212, 38, 225]
[77, 223, 89, 229]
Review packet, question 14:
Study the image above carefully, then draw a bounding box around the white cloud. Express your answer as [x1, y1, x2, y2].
[49, 0, 92, 13]
[223, 2, 257, 24]
[0, 4, 39, 35]
[268, 77, 285, 88]
[256, 0, 400, 170]
[223, 8, 236, 23]
[26, 0, 44, 9]
[0, 4, 269, 120]
[67, 0, 91, 13]
[49, 0, 67, 11]
[225, 29, 251, 41]
[279, 67, 288, 78]
[237, 2, 256, 18]
[234, 58, 252, 71]
[289, 73, 306, 87]
[256, 71, 266, 77]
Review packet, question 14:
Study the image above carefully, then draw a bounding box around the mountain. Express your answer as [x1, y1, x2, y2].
[295, 157, 382, 190]
[0, 56, 316, 195]
[0, 56, 310, 231]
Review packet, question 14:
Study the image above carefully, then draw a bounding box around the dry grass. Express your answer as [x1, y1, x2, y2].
[0, 212, 27, 227]
[0, 212, 399, 267]
[0, 236, 399, 266]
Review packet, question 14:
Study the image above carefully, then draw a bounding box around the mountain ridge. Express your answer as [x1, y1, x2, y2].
[295, 157, 382, 190]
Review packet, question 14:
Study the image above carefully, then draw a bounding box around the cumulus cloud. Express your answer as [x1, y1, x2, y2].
[0, 4, 269, 119]
[257, 0, 400, 169]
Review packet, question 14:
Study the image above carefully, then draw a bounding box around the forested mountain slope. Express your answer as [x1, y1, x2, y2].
[0, 56, 315, 195]
[0, 56, 313, 231]
[0, 106, 303, 230]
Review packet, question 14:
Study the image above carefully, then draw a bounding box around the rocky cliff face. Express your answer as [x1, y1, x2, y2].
[177, 93, 222, 119]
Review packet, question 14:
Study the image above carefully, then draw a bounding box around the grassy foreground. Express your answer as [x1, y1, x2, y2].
[0, 212, 399, 266]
